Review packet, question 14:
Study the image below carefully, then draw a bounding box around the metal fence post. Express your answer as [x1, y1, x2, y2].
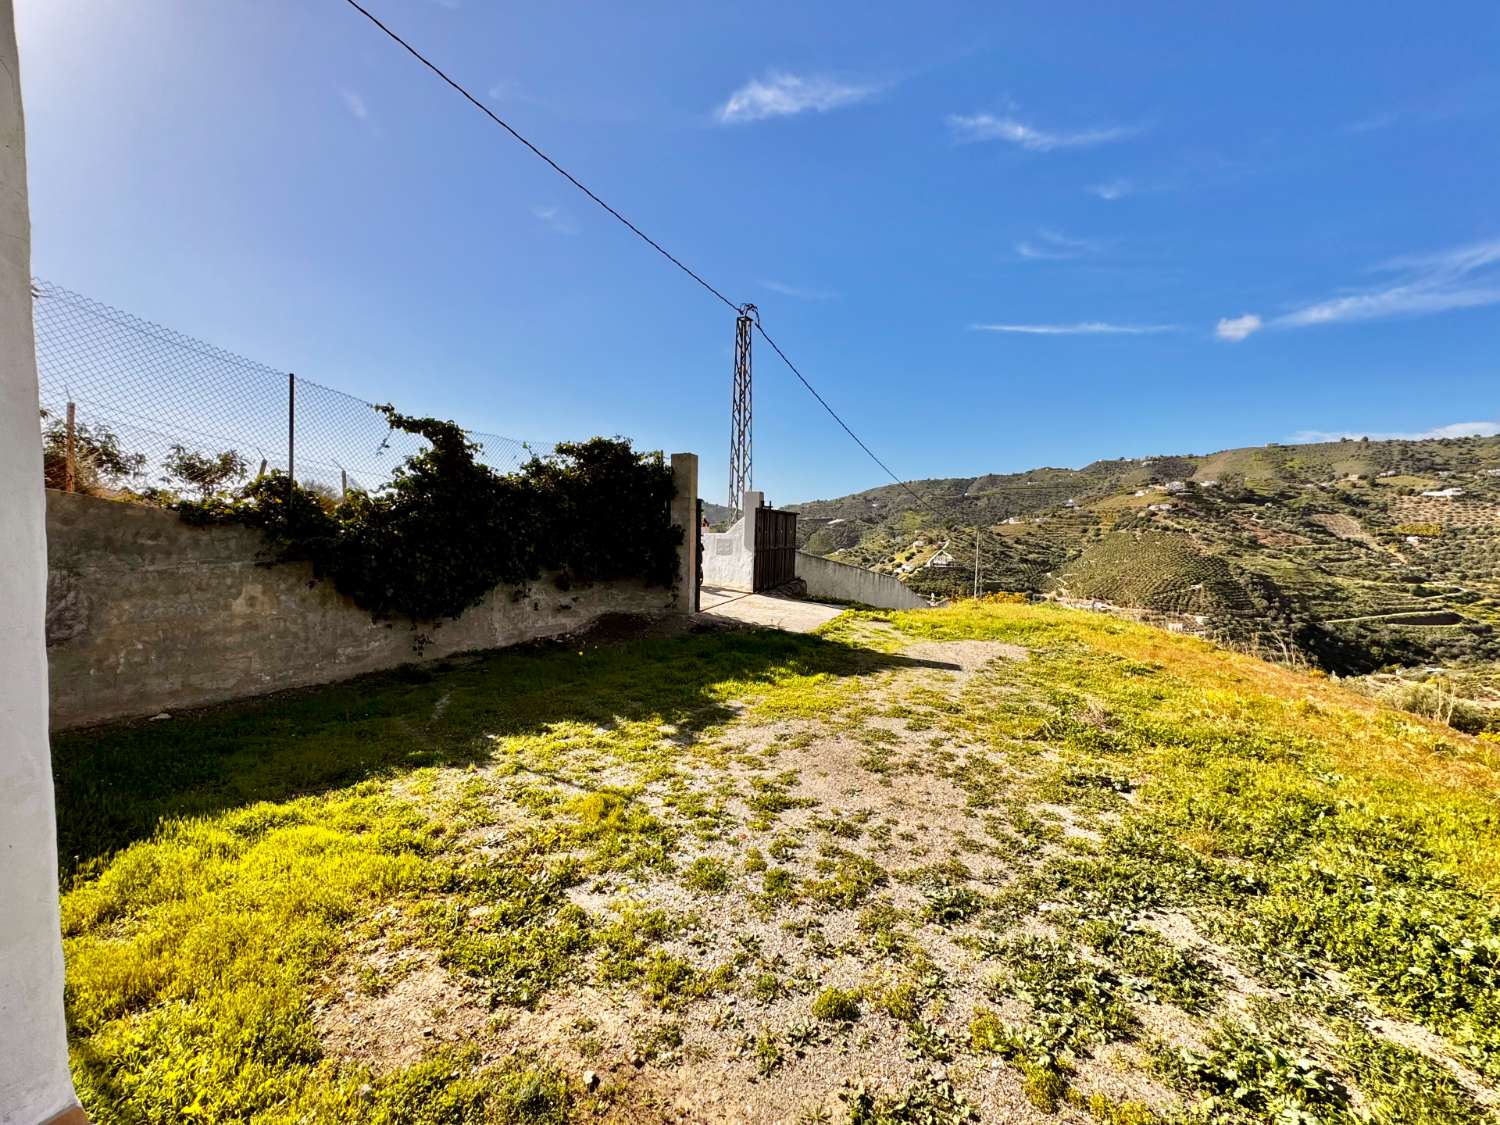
[287, 372, 295, 503]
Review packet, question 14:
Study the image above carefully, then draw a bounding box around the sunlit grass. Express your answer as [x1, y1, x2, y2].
[57, 600, 1500, 1122]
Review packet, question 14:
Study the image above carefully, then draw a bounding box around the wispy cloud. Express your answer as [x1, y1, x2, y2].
[1215, 314, 1262, 342]
[1346, 110, 1400, 135]
[1344, 80, 1498, 134]
[1291, 421, 1500, 443]
[947, 112, 1138, 151]
[717, 73, 877, 124]
[760, 280, 838, 301]
[1087, 178, 1134, 200]
[1015, 228, 1099, 261]
[1220, 238, 1500, 341]
[1282, 240, 1500, 326]
[488, 78, 552, 110]
[339, 89, 369, 121]
[971, 322, 1176, 336]
[531, 205, 578, 235]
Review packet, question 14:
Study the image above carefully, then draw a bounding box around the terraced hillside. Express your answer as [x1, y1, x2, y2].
[791, 435, 1500, 680]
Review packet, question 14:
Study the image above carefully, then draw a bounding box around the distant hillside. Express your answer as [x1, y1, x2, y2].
[699, 500, 733, 527]
[789, 434, 1500, 674]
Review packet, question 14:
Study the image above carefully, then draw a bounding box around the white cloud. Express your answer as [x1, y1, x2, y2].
[1088, 178, 1133, 200]
[1225, 238, 1500, 340]
[1280, 239, 1500, 327]
[339, 89, 369, 121]
[971, 322, 1176, 336]
[760, 280, 838, 301]
[531, 204, 578, 235]
[1291, 421, 1500, 443]
[1015, 228, 1099, 261]
[947, 113, 1137, 150]
[1215, 313, 1262, 342]
[717, 73, 876, 124]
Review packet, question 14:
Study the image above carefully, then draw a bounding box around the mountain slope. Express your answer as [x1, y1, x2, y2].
[790, 434, 1500, 676]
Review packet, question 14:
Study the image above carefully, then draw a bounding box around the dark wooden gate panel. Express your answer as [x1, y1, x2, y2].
[753, 507, 797, 591]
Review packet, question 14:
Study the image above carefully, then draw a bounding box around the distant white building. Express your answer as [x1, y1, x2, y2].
[1198, 479, 1220, 488]
[1164, 481, 1187, 494]
[928, 550, 958, 568]
[1420, 487, 1465, 498]
[1148, 503, 1175, 512]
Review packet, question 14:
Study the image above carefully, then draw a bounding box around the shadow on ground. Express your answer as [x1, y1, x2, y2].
[52, 619, 953, 878]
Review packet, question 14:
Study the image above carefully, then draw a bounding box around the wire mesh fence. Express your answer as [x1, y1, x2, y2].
[32, 279, 547, 498]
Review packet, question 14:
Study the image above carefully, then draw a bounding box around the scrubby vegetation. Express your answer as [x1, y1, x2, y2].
[175, 408, 680, 622]
[39, 405, 680, 624]
[55, 599, 1500, 1122]
[39, 408, 146, 492]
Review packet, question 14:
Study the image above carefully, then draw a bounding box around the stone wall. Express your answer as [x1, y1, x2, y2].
[46, 490, 687, 729]
[795, 551, 929, 610]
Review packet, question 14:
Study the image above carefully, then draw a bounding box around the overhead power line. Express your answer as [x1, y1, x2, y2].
[753, 321, 950, 524]
[339, 0, 737, 315]
[338, 0, 988, 551]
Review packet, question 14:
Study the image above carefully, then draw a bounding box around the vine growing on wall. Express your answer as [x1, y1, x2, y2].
[178, 406, 680, 622]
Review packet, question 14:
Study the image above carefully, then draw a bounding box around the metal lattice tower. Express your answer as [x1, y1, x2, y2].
[728, 304, 755, 522]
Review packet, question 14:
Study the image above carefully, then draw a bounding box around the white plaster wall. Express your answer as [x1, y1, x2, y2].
[795, 551, 929, 610]
[701, 518, 754, 590]
[700, 490, 761, 591]
[0, 0, 80, 1118]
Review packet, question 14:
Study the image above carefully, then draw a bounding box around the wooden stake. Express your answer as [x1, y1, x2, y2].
[64, 401, 77, 492]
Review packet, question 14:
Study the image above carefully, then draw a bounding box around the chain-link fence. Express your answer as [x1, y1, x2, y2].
[32, 279, 547, 497]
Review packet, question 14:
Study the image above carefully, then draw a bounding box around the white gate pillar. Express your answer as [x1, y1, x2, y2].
[0, 1, 84, 1120]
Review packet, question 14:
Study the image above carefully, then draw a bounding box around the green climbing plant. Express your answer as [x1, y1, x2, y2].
[178, 406, 680, 622]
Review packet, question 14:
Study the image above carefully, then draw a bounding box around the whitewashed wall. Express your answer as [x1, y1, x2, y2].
[0, 0, 81, 1119]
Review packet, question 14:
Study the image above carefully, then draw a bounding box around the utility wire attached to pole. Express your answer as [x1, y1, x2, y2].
[340, 0, 994, 586]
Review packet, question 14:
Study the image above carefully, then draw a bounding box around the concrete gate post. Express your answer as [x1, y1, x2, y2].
[670, 453, 698, 614]
[741, 490, 763, 552]
[0, 1, 85, 1120]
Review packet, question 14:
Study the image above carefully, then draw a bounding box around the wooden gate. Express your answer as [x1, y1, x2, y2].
[753, 507, 798, 591]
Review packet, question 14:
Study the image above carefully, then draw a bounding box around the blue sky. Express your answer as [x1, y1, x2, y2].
[17, 1, 1500, 504]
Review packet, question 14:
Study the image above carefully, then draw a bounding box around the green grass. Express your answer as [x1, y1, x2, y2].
[54, 600, 1500, 1123]
[56, 627, 912, 1123]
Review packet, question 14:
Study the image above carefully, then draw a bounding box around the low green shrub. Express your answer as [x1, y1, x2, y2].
[811, 986, 862, 1022]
